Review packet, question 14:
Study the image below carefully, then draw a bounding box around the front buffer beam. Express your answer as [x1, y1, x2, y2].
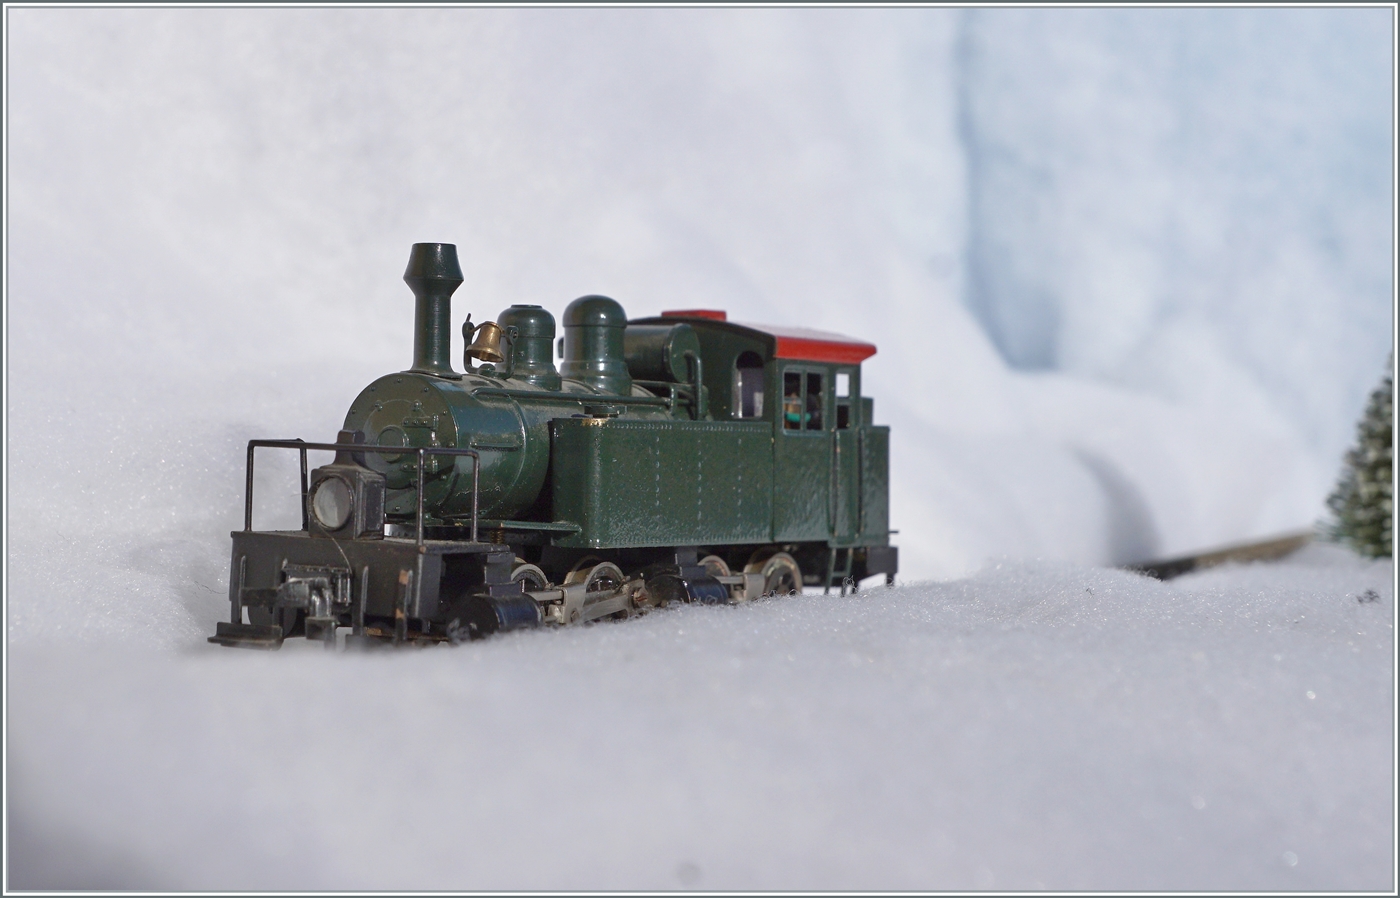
[213, 530, 515, 649]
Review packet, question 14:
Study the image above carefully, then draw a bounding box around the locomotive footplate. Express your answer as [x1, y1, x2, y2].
[213, 530, 517, 649]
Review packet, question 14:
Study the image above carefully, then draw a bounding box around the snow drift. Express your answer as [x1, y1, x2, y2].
[7, 545, 1393, 890]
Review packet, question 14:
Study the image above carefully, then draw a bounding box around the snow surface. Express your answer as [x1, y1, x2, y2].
[5, 7, 1395, 891]
[7, 545, 1394, 891]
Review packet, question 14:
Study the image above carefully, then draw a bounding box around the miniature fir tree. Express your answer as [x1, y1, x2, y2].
[1327, 363, 1393, 558]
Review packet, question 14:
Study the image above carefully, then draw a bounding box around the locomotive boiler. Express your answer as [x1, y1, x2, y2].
[210, 243, 897, 649]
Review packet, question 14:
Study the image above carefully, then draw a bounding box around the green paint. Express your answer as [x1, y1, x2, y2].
[551, 418, 774, 548]
[342, 306, 892, 559]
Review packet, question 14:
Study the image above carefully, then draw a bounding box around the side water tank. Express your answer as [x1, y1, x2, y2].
[560, 295, 633, 395]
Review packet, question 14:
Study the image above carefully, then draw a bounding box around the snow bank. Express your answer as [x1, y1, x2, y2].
[7, 545, 1392, 890]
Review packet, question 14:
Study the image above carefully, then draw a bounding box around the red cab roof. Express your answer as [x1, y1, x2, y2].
[658, 309, 876, 364]
[661, 309, 728, 321]
[758, 324, 877, 364]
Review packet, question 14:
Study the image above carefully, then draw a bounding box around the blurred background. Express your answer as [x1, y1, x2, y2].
[6, 7, 1393, 618]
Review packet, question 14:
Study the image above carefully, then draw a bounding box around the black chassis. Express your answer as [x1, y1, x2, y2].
[210, 530, 518, 649]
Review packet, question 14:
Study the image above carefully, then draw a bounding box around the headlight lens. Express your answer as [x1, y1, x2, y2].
[310, 477, 354, 530]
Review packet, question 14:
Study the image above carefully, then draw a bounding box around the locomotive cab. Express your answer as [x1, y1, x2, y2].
[628, 309, 894, 587]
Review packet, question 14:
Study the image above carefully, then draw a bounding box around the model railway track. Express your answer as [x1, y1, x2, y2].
[1122, 530, 1315, 580]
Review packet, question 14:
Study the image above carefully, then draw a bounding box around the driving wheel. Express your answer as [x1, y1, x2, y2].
[745, 551, 801, 597]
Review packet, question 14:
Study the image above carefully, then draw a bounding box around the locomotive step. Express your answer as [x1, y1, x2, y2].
[207, 621, 285, 649]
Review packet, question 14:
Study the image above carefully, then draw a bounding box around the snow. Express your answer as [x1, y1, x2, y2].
[4, 7, 1394, 891]
[7, 545, 1393, 890]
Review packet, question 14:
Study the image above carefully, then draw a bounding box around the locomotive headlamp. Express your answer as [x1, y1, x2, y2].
[310, 477, 354, 531]
[305, 432, 386, 540]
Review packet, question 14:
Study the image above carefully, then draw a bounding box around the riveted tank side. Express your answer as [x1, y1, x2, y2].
[560, 295, 633, 395]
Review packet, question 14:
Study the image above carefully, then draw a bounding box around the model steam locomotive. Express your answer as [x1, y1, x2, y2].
[209, 243, 896, 649]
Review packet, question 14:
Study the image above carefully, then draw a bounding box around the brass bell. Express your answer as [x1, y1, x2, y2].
[466, 320, 506, 364]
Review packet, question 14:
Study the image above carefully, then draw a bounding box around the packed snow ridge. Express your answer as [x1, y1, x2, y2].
[8, 544, 1393, 891]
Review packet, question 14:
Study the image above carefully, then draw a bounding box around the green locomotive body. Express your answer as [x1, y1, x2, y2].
[210, 243, 896, 649]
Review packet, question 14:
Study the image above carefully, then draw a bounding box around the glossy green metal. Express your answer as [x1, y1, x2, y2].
[619, 314, 891, 554]
[550, 418, 774, 548]
[404, 243, 463, 379]
[834, 428, 858, 542]
[497, 304, 562, 390]
[858, 425, 890, 539]
[623, 323, 701, 382]
[343, 372, 674, 522]
[340, 282, 891, 555]
[218, 243, 896, 655]
[560, 295, 633, 395]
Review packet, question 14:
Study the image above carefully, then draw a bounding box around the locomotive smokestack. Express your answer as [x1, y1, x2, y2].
[403, 243, 463, 378]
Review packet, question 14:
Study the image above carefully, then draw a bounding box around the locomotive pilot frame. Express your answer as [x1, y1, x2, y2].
[210, 243, 897, 649]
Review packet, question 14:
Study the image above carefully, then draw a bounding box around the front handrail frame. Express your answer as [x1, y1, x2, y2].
[243, 439, 482, 548]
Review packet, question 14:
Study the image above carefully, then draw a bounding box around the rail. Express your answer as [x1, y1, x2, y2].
[244, 439, 482, 548]
[1122, 530, 1313, 580]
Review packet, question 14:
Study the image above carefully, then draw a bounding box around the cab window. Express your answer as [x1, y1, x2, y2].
[783, 368, 826, 431]
[805, 372, 824, 430]
[783, 371, 803, 430]
[734, 351, 765, 418]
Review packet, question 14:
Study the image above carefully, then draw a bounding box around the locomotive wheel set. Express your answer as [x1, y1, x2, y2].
[210, 243, 897, 649]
